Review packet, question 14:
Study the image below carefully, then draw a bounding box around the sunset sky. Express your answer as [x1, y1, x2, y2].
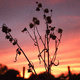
[0, 0, 80, 78]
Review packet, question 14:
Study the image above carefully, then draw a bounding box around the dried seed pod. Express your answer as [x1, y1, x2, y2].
[50, 34, 53, 38]
[47, 16, 51, 20]
[6, 35, 10, 39]
[35, 20, 40, 25]
[47, 19, 52, 24]
[13, 39, 17, 45]
[18, 51, 21, 55]
[49, 26, 51, 28]
[43, 14, 46, 19]
[44, 8, 49, 13]
[52, 35, 56, 40]
[51, 27, 55, 31]
[8, 29, 11, 33]
[58, 28, 63, 33]
[2, 24, 11, 33]
[33, 17, 37, 22]
[9, 38, 13, 42]
[22, 27, 27, 32]
[46, 16, 52, 24]
[36, 2, 38, 4]
[2, 25, 8, 33]
[29, 23, 34, 28]
[46, 29, 50, 35]
[28, 69, 32, 73]
[36, 7, 40, 11]
[38, 3, 42, 8]
[50, 9, 53, 12]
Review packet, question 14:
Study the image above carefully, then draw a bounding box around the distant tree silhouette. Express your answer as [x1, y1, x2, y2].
[3, 69, 28, 80]
[67, 66, 80, 80]
[3, 69, 20, 80]
[0, 64, 8, 75]
[0, 64, 27, 80]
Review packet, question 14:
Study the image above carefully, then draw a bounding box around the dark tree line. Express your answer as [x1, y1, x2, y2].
[0, 64, 27, 80]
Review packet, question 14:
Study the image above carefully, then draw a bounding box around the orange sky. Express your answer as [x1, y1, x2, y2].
[0, 0, 80, 78]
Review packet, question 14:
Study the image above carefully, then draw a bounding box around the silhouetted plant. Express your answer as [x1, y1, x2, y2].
[1, 24, 36, 75]
[1, 1, 63, 76]
[22, 2, 63, 74]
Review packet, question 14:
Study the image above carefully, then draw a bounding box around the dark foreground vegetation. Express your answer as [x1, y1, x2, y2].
[0, 64, 80, 80]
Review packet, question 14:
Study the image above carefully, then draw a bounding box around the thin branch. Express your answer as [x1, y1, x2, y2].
[40, 55, 48, 70]
[14, 53, 18, 62]
[33, 26, 40, 53]
[26, 29, 35, 42]
[51, 33, 62, 65]
[35, 26, 46, 48]
[8, 32, 37, 74]
[44, 35, 46, 69]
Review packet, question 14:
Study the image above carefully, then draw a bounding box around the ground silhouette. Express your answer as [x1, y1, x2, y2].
[0, 64, 80, 80]
[28, 66, 80, 80]
[28, 72, 80, 80]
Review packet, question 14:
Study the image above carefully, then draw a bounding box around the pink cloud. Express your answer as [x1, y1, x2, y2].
[54, 15, 80, 28]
